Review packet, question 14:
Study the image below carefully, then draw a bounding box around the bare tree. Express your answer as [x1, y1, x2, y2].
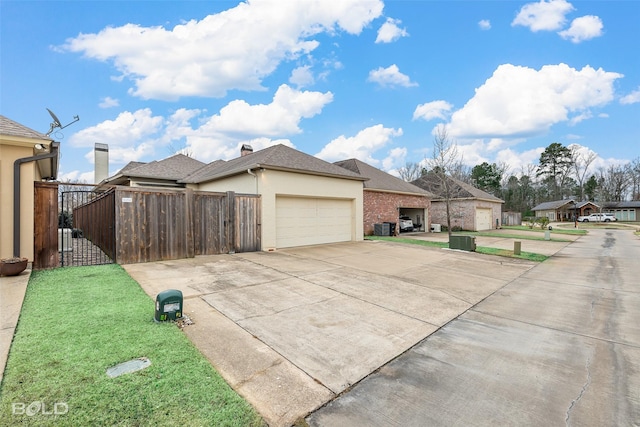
[425, 125, 464, 237]
[629, 158, 640, 201]
[595, 165, 632, 202]
[569, 144, 597, 201]
[397, 161, 424, 182]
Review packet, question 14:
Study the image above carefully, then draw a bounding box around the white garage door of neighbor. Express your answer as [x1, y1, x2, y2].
[476, 208, 492, 231]
[276, 197, 353, 248]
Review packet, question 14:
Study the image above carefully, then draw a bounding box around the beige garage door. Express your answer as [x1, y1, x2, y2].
[276, 197, 353, 248]
[476, 208, 493, 231]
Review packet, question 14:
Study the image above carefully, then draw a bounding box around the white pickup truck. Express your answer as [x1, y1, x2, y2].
[577, 213, 617, 222]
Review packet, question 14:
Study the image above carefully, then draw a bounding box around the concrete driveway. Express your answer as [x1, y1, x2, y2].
[124, 240, 542, 426]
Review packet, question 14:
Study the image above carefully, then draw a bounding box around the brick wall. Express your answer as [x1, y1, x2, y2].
[363, 191, 430, 235]
[430, 199, 502, 231]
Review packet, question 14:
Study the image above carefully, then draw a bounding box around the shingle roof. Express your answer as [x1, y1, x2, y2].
[0, 115, 51, 141]
[603, 201, 640, 209]
[121, 154, 206, 180]
[411, 172, 504, 202]
[334, 158, 434, 196]
[180, 144, 366, 184]
[531, 199, 597, 211]
[118, 161, 146, 174]
[180, 160, 227, 183]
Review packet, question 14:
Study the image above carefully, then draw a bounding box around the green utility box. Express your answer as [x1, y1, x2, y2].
[449, 235, 476, 251]
[155, 289, 183, 322]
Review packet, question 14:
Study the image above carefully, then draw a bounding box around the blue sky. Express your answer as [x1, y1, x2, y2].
[2, 0, 639, 183]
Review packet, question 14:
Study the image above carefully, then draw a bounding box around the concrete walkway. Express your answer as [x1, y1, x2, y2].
[0, 269, 30, 385]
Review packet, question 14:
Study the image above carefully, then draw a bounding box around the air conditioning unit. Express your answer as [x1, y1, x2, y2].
[431, 224, 441, 233]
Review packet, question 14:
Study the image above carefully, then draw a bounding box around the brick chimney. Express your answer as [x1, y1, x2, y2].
[241, 144, 253, 157]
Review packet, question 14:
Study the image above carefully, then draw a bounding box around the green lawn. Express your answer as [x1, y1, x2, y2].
[366, 236, 548, 262]
[0, 265, 264, 427]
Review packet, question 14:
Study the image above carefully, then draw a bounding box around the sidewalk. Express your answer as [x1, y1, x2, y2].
[0, 269, 31, 385]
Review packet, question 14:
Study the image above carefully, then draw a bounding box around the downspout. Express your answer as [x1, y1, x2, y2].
[13, 143, 59, 258]
[247, 168, 258, 194]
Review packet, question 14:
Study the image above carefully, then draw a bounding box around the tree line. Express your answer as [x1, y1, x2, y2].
[400, 137, 640, 216]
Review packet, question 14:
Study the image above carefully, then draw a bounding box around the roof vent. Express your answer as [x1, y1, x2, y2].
[241, 144, 253, 157]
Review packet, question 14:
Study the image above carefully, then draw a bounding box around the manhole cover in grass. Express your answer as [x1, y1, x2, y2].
[107, 357, 151, 378]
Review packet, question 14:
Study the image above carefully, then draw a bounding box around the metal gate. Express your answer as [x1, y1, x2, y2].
[59, 186, 114, 267]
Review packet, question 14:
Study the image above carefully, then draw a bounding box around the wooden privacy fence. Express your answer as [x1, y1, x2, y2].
[33, 182, 59, 269]
[74, 186, 261, 264]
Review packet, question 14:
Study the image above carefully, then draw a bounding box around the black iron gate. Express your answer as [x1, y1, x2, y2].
[59, 186, 114, 267]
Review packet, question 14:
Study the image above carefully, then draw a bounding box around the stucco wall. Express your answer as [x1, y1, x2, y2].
[430, 199, 502, 231]
[197, 169, 364, 250]
[0, 140, 42, 260]
[363, 190, 430, 235]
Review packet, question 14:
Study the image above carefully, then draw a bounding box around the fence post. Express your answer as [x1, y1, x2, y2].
[185, 188, 195, 258]
[226, 191, 236, 254]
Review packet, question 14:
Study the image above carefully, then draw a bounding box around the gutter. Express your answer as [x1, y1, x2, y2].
[13, 142, 60, 257]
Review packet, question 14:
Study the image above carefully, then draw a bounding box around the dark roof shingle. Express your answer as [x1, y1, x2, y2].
[412, 172, 503, 202]
[334, 158, 434, 196]
[0, 115, 51, 141]
[181, 144, 366, 184]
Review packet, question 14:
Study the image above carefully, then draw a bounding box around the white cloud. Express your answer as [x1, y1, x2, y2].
[620, 86, 640, 105]
[558, 15, 603, 43]
[375, 18, 409, 43]
[368, 64, 418, 88]
[69, 109, 163, 149]
[176, 85, 333, 161]
[495, 147, 545, 173]
[289, 65, 315, 88]
[446, 63, 623, 139]
[413, 100, 453, 121]
[61, 0, 383, 100]
[478, 20, 491, 30]
[316, 124, 403, 165]
[66, 85, 332, 165]
[98, 96, 119, 108]
[568, 111, 592, 126]
[512, 0, 574, 32]
[202, 84, 332, 137]
[382, 147, 407, 172]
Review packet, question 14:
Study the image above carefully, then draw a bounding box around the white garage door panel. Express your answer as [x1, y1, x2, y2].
[276, 197, 353, 248]
[476, 208, 492, 231]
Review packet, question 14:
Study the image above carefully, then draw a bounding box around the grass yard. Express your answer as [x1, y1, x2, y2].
[0, 265, 264, 427]
[366, 235, 548, 262]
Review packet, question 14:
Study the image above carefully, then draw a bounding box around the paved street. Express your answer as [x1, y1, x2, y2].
[307, 229, 640, 426]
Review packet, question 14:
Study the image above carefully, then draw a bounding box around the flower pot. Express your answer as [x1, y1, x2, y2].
[0, 257, 28, 276]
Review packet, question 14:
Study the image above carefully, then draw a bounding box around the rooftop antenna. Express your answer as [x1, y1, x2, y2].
[46, 108, 79, 136]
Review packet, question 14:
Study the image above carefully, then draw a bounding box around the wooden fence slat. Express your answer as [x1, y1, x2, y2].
[74, 186, 260, 264]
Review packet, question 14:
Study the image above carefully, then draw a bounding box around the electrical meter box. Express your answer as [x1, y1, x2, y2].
[155, 289, 183, 322]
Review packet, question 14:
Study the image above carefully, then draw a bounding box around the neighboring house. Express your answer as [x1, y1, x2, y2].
[180, 144, 367, 250]
[411, 173, 504, 231]
[602, 201, 640, 222]
[0, 115, 59, 261]
[96, 153, 206, 190]
[334, 158, 434, 235]
[532, 199, 598, 222]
